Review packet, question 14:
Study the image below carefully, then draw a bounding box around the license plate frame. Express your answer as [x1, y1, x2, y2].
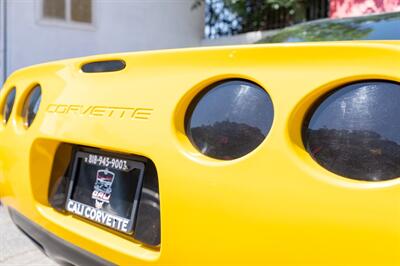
[65, 148, 144, 234]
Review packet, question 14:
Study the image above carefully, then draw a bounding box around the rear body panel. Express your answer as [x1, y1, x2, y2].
[1, 42, 400, 264]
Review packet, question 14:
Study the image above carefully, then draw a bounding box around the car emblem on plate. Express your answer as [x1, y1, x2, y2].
[92, 169, 115, 208]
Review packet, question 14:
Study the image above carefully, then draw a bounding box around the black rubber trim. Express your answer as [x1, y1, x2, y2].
[81, 60, 126, 73]
[8, 208, 114, 266]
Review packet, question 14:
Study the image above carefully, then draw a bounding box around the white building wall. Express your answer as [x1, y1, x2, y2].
[0, 0, 4, 84]
[3, 0, 204, 84]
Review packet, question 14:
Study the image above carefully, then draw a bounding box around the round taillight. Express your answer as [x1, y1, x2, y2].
[186, 80, 274, 160]
[2, 87, 16, 124]
[303, 81, 400, 181]
[22, 85, 42, 128]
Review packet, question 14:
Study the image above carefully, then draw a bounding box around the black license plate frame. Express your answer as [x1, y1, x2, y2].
[65, 148, 144, 234]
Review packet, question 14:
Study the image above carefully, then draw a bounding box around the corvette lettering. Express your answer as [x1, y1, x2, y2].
[46, 104, 153, 120]
[67, 200, 130, 233]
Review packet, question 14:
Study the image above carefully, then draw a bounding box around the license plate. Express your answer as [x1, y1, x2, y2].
[65, 149, 144, 234]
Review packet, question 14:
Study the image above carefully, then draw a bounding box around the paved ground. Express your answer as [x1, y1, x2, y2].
[0, 205, 57, 265]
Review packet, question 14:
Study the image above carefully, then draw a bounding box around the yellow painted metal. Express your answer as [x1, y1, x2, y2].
[1, 41, 400, 265]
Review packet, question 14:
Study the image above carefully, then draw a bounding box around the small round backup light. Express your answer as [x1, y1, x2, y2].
[303, 81, 400, 181]
[186, 80, 274, 160]
[2, 88, 16, 124]
[22, 85, 42, 128]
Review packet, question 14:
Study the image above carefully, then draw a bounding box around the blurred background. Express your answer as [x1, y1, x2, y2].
[0, 0, 399, 85]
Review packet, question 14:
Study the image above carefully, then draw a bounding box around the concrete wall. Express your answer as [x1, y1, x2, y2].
[2, 0, 204, 84]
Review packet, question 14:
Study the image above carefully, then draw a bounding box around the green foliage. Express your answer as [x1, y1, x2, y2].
[193, 0, 305, 38]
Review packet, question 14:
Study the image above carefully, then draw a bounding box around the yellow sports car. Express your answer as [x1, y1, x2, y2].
[1, 11, 400, 265]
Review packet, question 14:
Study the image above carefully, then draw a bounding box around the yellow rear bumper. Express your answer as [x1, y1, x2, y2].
[1, 42, 400, 265]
